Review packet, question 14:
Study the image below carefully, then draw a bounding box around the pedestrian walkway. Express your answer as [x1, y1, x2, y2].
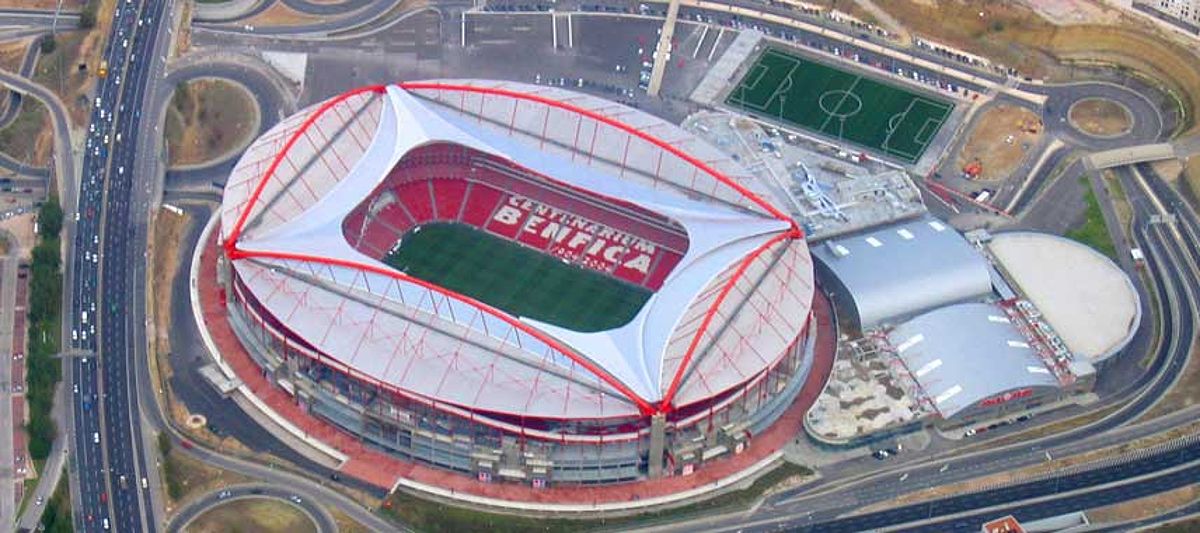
[195, 228, 838, 508]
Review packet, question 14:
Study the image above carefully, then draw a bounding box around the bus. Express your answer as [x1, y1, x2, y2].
[1130, 247, 1145, 267]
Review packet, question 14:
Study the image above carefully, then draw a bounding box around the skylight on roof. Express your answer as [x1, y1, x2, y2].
[928, 220, 946, 232]
[897, 228, 915, 240]
[865, 236, 883, 247]
[935, 384, 963, 405]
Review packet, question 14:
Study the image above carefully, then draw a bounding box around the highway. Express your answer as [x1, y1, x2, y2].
[22, 2, 1189, 532]
[67, 0, 174, 531]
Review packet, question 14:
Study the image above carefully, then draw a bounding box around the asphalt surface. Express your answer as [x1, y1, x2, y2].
[159, 57, 289, 191]
[0, 9, 79, 28]
[0, 39, 51, 183]
[166, 484, 336, 533]
[67, 1, 175, 531]
[194, 0, 405, 37]
[21, 4, 1190, 533]
[0, 29, 75, 533]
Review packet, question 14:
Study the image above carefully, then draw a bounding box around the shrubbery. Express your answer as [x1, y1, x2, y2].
[25, 197, 63, 460]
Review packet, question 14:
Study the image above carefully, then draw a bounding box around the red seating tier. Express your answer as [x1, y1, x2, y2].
[342, 144, 690, 291]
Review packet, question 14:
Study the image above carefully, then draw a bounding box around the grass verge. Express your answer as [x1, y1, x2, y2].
[380, 462, 813, 532]
[157, 431, 254, 507]
[1065, 176, 1116, 259]
[163, 78, 258, 167]
[185, 497, 318, 533]
[0, 99, 51, 167]
[38, 474, 72, 533]
[1184, 157, 1200, 210]
[25, 198, 63, 461]
[1151, 515, 1200, 532]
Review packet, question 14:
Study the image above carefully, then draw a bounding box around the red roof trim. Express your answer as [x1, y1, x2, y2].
[224, 85, 389, 254]
[398, 82, 800, 229]
[227, 246, 655, 415]
[225, 82, 809, 415]
[659, 229, 801, 410]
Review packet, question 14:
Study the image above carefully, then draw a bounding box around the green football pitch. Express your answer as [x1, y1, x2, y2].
[384, 223, 651, 333]
[726, 48, 954, 164]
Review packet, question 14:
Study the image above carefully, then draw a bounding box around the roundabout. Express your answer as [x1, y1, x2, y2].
[168, 484, 333, 533]
[1068, 97, 1134, 139]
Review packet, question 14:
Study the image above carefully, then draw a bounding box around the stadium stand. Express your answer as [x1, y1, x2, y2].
[343, 143, 691, 291]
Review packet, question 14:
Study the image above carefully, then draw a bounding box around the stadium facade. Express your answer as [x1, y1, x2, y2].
[216, 81, 819, 485]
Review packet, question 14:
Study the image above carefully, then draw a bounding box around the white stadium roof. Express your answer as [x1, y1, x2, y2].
[811, 216, 992, 329]
[987, 232, 1140, 362]
[220, 81, 814, 419]
[887, 303, 1061, 419]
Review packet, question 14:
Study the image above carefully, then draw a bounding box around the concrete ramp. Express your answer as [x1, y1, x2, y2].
[689, 30, 762, 107]
[1087, 143, 1176, 169]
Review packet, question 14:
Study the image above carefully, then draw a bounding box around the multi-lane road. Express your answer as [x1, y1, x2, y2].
[67, 1, 174, 531]
[0, 1, 1185, 532]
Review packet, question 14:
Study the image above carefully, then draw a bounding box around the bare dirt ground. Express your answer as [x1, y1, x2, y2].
[0, 0, 63, 9]
[242, 2, 326, 26]
[331, 509, 371, 533]
[0, 100, 52, 166]
[147, 208, 188, 394]
[164, 79, 258, 167]
[955, 103, 1042, 182]
[1140, 334, 1200, 421]
[0, 39, 30, 73]
[186, 498, 318, 533]
[1069, 97, 1133, 137]
[163, 448, 254, 511]
[1184, 157, 1200, 205]
[865, 1, 1200, 134]
[1149, 516, 1200, 532]
[34, 0, 117, 128]
[1103, 169, 1133, 229]
[1018, 0, 1122, 26]
[0, 213, 35, 259]
[1087, 484, 1199, 524]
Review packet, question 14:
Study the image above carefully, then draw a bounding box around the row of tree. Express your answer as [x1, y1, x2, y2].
[26, 197, 63, 461]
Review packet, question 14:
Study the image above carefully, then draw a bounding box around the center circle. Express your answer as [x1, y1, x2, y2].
[818, 90, 863, 119]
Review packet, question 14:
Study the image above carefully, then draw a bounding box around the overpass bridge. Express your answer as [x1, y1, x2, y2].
[1087, 143, 1178, 170]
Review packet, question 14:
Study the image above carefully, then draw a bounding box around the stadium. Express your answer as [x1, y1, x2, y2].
[215, 80, 819, 485]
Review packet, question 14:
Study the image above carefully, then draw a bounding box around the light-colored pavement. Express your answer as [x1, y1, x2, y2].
[0, 251, 15, 530]
[15, 399, 66, 533]
[192, 0, 267, 22]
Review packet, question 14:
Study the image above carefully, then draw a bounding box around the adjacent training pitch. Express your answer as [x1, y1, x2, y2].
[727, 48, 954, 164]
[384, 223, 652, 333]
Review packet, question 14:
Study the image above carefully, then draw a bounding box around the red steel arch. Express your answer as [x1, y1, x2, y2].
[224, 82, 809, 416]
[227, 246, 656, 415]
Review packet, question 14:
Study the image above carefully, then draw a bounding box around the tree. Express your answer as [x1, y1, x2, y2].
[78, 2, 97, 29]
[37, 196, 62, 239]
[39, 36, 56, 55]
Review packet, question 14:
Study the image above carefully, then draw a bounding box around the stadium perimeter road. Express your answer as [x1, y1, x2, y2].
[175, 2, 1180, 528]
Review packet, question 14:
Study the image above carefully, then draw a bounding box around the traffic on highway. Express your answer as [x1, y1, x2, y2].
[0, 0, 1195, 532]
[68, 1, 171, 531]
